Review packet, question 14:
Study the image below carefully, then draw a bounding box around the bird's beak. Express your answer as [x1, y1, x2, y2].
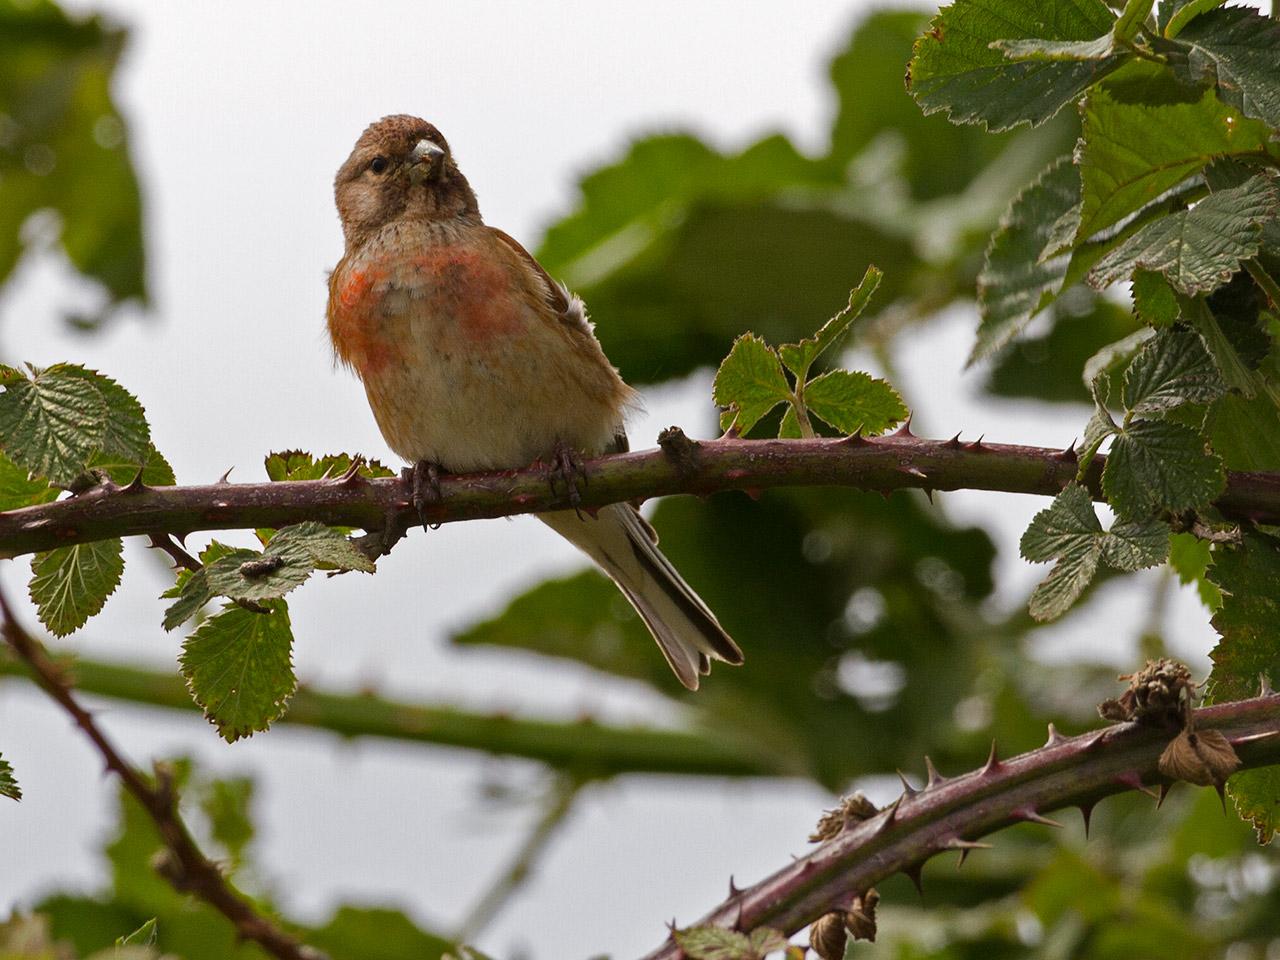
[409, 139, 445, 183]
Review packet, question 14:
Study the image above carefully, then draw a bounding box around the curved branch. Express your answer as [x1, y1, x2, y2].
[2, 430, 1279, 558]
[638, 695, 1280, 959]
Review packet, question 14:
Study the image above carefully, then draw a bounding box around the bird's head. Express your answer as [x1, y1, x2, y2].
[334, 115, 478, 247]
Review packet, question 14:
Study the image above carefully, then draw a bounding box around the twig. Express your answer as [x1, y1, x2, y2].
[2, 432, 1279, 558]
[0, 587, 317, 960]
[638, 695, 1280, 959]
[0, 652, 781, 777]
[455, 775, 583, 941]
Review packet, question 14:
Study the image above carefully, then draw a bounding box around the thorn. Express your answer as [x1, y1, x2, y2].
[924, 756, 946, 789]
[942, 836, 992, 866]
[1215, 781, 1228, 813]
[874, 795, 903, 835]
[1114, 770, 1159, 799]
[896, 769, 918, 798]
[945, 432, 962, 448]
[217, 466, 234, 484]
[843, 427, 869, 445]
[980, 741, 1002, 777]
[1011, 806, 1062, 828]
[897, 464, 928, 480]
[965, 435, 985, 450]
[728, 876, 742, 897]
[893, 415, 915, 437]
[903, 863, 924, 896]
[1057, 441, 1078, 462]
[1045, 723, 1067, 747]
[1157, 782, 1174, 809]
[1078, 802, 1094, 837]
[665, 918, 679, 936]
[122, 466, 146, 494]
[334, 457, 366, 486]
[923, 487, 934, 503]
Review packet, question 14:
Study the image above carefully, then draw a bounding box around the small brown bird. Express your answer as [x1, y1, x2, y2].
[326, 115, 742, 688]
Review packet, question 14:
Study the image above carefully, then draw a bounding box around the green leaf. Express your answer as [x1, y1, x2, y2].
[907, 0, 1126, 131]
[1168, 531, 1222, 609]
[974, 156, 1081, 361]
[264, 450, 394, 482]
[1158, 0, 1226, 37]
[59, 367, 150, 467]
[1103, 418, 1225, 518]
[713, 334, 792, 435]
[179, 600, 296, 742]
[1207, 392, 1280, 472]
[1207, 531, 1280, 841]
[992, 35, 1117, 60]
[1122, 328, 1227, 417]
[115, 918, 157, 947]
[0, 752, 19, 801]
[161, 542, 248, 631]
[1087, 176, 1279, 295]
[88, 444, 176, 487]
[803, 370, 906, 436]
[777, 266, 882, 379]
[1164, 8, 1280, 127]
[777, 405, 803, 439]
[1100, 517, 1170, 570]
[29, 538, 124, 637]
[203, 523, 373, 603]
[1113, 0, 1154, 41]
[1132, 270, 1181, 325]
[0, 364, 107, 485]
[1021, 484, 1104, 562]
[267, 521, 376, 574]
[1076, 62, 1272, 242]
[1028, 547, 1102, 621]
[0, 451, 58, 511]
[673, 926, 759, 960]
[200, 777, 254, 871]
[309, 907, 455, 960]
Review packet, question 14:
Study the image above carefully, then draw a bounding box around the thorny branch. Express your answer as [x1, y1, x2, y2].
[1, 429, 1279, 558]
[0, 588, 316, 960]
[639, 694, 1280, 959]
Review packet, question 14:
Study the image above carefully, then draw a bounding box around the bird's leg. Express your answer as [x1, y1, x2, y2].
[544, 440, 588, 520]
[403, 459, 445, 531]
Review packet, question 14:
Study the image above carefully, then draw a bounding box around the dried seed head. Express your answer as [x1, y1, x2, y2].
[809, 912, 848, 960]
[1159, 728, 1241, 787]
[847, 888, 880, 943]
[1099, 658, 1197, 727]
[810, 791, 879, 842]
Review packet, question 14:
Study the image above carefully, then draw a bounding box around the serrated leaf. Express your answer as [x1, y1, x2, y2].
[179, 600, 295, 742]
[1103, 418, 1225, 518]
[907, 0, 1126, 131]
[264, 449, 395, 482]
[0, 365, 107, 485]
[0, 452, 58, 511]
[1206, 531, 1280, 841]
[1076, 62, 1272, 242]
[1169, 531, 1222, 609]
[1080, 386, 1120, 467]
[712, 334, 792, 435]
[1087, 176, 1278, 295]
[777, 266, 882, 379]
[1122, 328, 1227, 417]
[1083, 328, 1156, 389]
[777, 405, 803, 439]
[803, 370, 906, 436]
[59, 366, 150, 466]
[88, 444, 176, 487]
[1029, 546, 1102, 620]
[267, 521, 376, 574]
[672, 926, 757, 960]
[748, 928, 791, 955]
[1100, 517, 1170, 570]
[974, 156, 1080, 361]
[1132, 270, 1181, 325]
[29, 538, 124, 637]
[1021, 483, 1104, 562]
[1158, 0, 1226, 37]
[0, 752, 19, 801]
[1164, 8, 1280, 127]
[203, 550, 312, 603]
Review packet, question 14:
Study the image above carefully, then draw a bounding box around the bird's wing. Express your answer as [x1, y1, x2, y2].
[488, 227, 593, 335]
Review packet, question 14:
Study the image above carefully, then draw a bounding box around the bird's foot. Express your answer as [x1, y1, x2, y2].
[403, 460, 445, 531]
[544, 441, 588, 519]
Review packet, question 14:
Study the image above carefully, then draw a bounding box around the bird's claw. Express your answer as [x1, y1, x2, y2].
[404, 460, 444, 531]
[545, 441, 587, 519]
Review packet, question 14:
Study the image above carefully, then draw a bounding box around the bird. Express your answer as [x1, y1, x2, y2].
[326, 115, 742, 689]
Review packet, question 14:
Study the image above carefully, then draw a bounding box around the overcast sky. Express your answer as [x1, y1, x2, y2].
[0, 3, 1224, 957]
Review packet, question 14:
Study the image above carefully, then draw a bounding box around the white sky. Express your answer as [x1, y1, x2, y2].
[0, 3, 1223, 957]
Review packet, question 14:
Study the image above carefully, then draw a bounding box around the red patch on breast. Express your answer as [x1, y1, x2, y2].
[328, 264, 397, 375]
[412, 248, 523, 343]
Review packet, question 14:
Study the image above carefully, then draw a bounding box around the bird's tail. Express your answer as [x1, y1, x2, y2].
[540, 503, 743, 689]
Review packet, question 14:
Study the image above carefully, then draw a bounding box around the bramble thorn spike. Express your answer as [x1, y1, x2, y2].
[980, 741, 1002, 776]
[728, 876, 742, 897]
[1045, 723, 1066, 747]
[335, 458, 366, 486]
[903, 863, 924, 896]
[843, 427, 868, 445]
[1215, 782, 1228, 813]
[896, 769, 918, 797]
[874, 796, 903, 834]
[1157, 782, 1173, 809]
[122, 467, 146, 494]
[1057, 441, 1078, 462]
[924, 756, 946, 789]
[1114, 770, 1159, 799]
[923, 487, 935, 503]
[893, 415, 914, 437]
[1078, 803, 1094, 837]
[946, 432, 962, 448]
[1012, 806, 1062, 828]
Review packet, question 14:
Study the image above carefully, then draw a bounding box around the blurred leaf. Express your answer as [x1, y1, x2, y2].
[712, 335, 791, 435]
[308, 907, 454, 960]
[179, 601, 295, 742]
[1162, 8, 1280, 127]
[0, 450, 57, 510]
[115, 918, 156, 947]
[974, 155, 1079, 361]
[1122, 328, 1227, 417]
[1207, 531, 1280, 841]
[778, 266, 882, 380]
[1076, 61, 1272, 241]
[673, 925, 789, 960]
[0, 751, 19, 800]
[199, 777, 254, 872]
[803, 370, 906, 435]
[1087, 176, 1278, 295]
[1168, 531, 1222, 610]
[1103, 419, 1224, 518]
[263, 450, 394, 482]
[907, 0, 1124, 131]
[1206, 391, 1280, 471]
[0, 1, 145, 306]
[28, 537, 123, 637]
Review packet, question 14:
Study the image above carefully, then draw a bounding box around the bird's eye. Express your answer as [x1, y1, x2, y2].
[370, 156, 389, 174]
